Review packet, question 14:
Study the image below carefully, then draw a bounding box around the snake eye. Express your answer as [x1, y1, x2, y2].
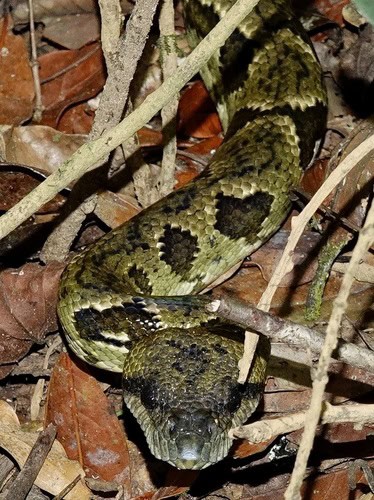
[167, 416, 177, 435]
[207, 422, 214, 435]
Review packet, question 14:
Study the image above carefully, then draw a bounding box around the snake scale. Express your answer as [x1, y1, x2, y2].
[58, 0, 327, 470]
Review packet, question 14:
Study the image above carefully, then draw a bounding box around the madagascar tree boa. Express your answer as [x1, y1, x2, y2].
[58, 0, 327, 469]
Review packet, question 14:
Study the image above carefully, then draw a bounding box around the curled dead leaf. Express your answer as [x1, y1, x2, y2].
[0, 16, 34, 125]
[45, 353, 131, 492]
[0, 400, 89, 499]
[39, 42, 106, 128]
[0, 262, 65, 379]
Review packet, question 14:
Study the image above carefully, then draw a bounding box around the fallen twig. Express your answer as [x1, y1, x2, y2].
[208, 296, 374, 373]
[158, 0, 178, 198]
[285, 195, 374, 499]
[28, 0, 43, 122]
[4, 424, 56, 500]
[230, 403, 374, 443]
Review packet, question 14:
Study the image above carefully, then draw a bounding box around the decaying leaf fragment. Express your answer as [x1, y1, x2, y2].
[0, 400, 89, 499]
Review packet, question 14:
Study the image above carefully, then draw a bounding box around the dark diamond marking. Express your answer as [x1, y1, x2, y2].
[74, 308, 132, 348]
[220, 30, 260, 94]
[121, 221, 151, 254]
[128, 264, 153, 294]
[214, 192, 274, 241]
[74, 301, 159, 344]
[123, 376, 160, 411]
[160, 224, 199, 274]
[161, 186, 198, 216]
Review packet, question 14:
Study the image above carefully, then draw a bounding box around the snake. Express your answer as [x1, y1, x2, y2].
[57, 0, 327, 470]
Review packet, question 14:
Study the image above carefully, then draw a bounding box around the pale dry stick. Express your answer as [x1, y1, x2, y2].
[0, 0, 262, 241]
[158, 0, 179, 197]
[258, 133, 374, 312]
[124, 108, 158, 207]
[285, 196, 374, 500]
[30, 336, 62, 421]
[41, 196, 97, 262]
[207, 295, 374, 373]
[230, 403, 374, 444]
[98, 0, 122, 62]
[28, 0, 43, 122]
[105, 0, 160, 207]
[238, 331, 259, 383]
[41, 0, 158, 262]
[90, 0, 160, 140]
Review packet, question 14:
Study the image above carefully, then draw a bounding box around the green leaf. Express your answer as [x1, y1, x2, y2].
[353, 0, 374, 24]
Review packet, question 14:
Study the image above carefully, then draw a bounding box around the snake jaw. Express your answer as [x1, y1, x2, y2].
[143, 406, 233, 470]
[124, 387, 235, 469]
[165, 409, 230, 469]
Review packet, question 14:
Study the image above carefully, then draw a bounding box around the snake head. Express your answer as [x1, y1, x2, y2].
[161, 408, 231, 469]
[122, 328, 269, 469]
[124, 384, 233, 469]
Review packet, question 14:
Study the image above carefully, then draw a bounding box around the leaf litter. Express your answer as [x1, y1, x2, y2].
[0, 0, 373, 498]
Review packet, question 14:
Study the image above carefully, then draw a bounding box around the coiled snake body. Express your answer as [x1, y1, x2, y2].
[58, 0, 327, 470]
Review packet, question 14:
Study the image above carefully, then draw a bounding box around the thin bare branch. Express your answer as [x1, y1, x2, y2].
[208, 296, 374, 373]
[230, 403, 374, 443]
[285, 196, 374, 500]
[28, 0, 43, 121]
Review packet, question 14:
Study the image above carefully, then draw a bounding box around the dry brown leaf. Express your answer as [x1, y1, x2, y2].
[0, 262, 65, 379]
[237, 462, 371, 499]
[57, 102, 95, 134]
[0, 16, 34, 125]
[300, 461, 372, 499]
[45, 353, 131, 491]
[233, 438, 275, 460]
[178, 81, 222, 138]
[0, 125, 87, 174]
[12, 0, 97, 23]
[175, 136, 223, 188]
[249, 229, 323, 287]
[137, 127, 163, 147]
[95, 192, 141, 229]
[38, 42, 106, 128]
[313, 0, 350, 25]
[325, 121, 374, 230]
[301, 158, 329, 196]
[43, 13, 100, 50]
[0, 400, 90, 499]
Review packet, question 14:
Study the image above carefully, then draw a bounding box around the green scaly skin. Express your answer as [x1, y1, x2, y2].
[58, 0, 327, 469]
